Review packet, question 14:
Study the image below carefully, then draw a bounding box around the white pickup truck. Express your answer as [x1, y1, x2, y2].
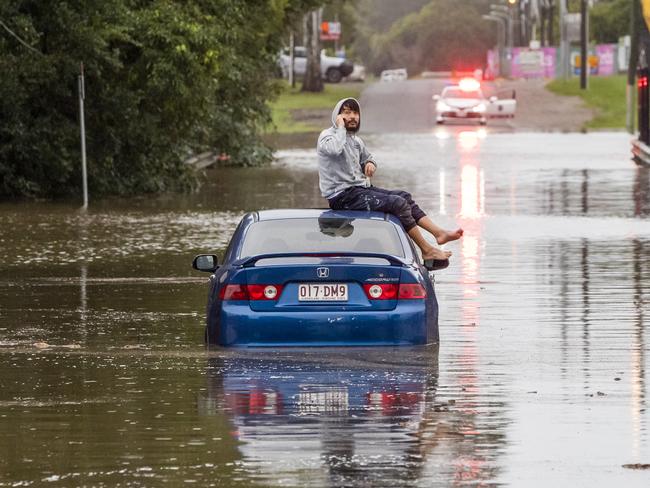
[279, 47, 354, 83]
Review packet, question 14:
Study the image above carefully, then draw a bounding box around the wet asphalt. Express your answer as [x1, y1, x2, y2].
[0, 80, 649, 487]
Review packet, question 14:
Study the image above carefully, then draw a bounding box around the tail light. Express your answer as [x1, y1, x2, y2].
[363, 283, 426, 300]
[220, 284, 283, 301]
[220, 284, 248, 300]
[363, 284, 398, 300]
[248, 285, 283, 301]
[398, 284, 427, 299]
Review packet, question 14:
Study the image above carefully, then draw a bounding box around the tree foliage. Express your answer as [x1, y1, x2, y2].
[0, 0, 321, 199]
[590, 0, 631, 44]
[349, 0, 493, 75]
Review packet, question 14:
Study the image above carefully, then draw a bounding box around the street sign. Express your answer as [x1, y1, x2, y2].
[320, 21, 341, 41]
[565, 13, 581, 42]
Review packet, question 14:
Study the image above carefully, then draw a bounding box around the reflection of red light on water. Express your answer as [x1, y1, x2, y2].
[458, 131, 479, 152]
[226, 390, 282, 415]
[367, 389, 422, 415]
[460, 165, 480, 219]
[456, 130, 482, 404]
[453, 457, 487, 484]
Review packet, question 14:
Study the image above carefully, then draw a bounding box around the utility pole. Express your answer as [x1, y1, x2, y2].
[579, 0, 588, 89]
[483, 15, 506, 77]
[627, 0, 642, 134]
[301, 8, 323, 92]
[491, 4, 514, 77]
[78, 62, 88, 209]
[548, 0, 555, 46]
[289, 31, 295, 88]
[559, 0, 569, 79]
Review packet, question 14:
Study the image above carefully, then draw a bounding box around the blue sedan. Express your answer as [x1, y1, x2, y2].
[192, 209, 447, 347]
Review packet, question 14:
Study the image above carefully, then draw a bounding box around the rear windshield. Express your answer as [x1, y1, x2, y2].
[240, 218, 405, 258]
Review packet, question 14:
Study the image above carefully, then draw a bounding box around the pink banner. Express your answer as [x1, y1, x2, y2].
[510, 47, 557, 78]
[595, 44, 615, 76]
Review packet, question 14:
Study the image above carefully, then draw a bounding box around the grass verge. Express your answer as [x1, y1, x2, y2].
[546, 74, 626, 129]
[267, 81, 365, 134]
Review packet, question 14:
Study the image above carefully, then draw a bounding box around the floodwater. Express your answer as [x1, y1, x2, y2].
[1, 128, 649, 487]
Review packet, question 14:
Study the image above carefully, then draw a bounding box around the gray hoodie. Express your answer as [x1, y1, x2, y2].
[316, 98, 377, 199]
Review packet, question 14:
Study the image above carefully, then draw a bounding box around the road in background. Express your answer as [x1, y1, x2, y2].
[361, 77, 594, 133]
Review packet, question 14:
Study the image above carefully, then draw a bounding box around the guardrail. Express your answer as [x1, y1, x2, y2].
[184, 151, 230, 170]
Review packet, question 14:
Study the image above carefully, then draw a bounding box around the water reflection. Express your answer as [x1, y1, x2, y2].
[199, 348, 505, 487]
[543, 236, 649, 461]
[632, 239, 647, 458]
[634, 165, 650, 217]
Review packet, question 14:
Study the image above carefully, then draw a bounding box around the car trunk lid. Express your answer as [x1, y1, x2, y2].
[241, 256, 403, 312]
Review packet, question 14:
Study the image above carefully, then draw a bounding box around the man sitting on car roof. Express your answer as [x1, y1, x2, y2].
[316, 98, 463, 263]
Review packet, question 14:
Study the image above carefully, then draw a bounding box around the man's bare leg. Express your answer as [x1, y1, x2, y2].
[407, 226, 452, 260]
[417, 216, 463, 245]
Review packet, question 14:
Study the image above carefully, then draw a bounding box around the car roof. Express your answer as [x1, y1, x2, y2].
[255, 208, 400, 225]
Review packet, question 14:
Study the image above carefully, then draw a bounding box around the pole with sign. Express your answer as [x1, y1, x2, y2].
[320, 21, 341, 41]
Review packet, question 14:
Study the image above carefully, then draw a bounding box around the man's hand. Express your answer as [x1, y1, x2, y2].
[364, 162, 376, 177]
[335, 114, 346, 128]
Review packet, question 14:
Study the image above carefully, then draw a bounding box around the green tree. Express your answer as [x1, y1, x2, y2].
[590, 0, 631, 43]
[352, 0, 493, 75]
[0, 0, 321, 199]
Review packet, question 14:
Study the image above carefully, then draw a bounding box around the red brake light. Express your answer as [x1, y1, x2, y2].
[398, 283, 427, 299]
[220, 284, 249, 300]
[220, 284, 283, 301]
[363, 284, 398, 300]
[247, 284, 283, 301]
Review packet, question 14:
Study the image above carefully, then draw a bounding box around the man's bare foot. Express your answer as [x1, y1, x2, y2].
[423, 248, 452, 260]
[436, 228, 464, 245]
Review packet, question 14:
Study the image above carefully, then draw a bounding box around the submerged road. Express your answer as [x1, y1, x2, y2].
[0, 80, 648, 486]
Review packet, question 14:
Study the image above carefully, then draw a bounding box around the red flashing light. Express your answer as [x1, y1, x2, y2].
[459, 77, 481, 92]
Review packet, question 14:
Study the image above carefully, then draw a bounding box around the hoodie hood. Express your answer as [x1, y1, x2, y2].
[331, 97, 361, 131]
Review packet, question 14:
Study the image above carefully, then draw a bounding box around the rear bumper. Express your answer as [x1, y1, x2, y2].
[213, 302, 434, 346]
[440, 111, 483, 119]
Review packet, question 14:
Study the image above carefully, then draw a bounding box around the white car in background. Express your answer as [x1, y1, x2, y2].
[433, 78, 517, 125]
[433, 79, 488, 125]
[344, 64, 366, 82]
[380, 68, 408, 82]
[278, 47, 353, 83]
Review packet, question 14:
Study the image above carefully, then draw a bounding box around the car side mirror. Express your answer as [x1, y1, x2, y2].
[193, 254, 219, 272]
[433, 94, 440, 101]
[424, 258, 449, 271]
[489, 96, 498, 103]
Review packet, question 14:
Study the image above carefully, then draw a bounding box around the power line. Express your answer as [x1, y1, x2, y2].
[0, 18, 42, 55]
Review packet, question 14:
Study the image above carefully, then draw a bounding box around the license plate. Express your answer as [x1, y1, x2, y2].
[298, 283, 348, 301]
[456, 111, 467, 117]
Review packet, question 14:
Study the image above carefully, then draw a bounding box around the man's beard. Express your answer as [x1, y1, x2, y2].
[345, 121, 359, 132]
